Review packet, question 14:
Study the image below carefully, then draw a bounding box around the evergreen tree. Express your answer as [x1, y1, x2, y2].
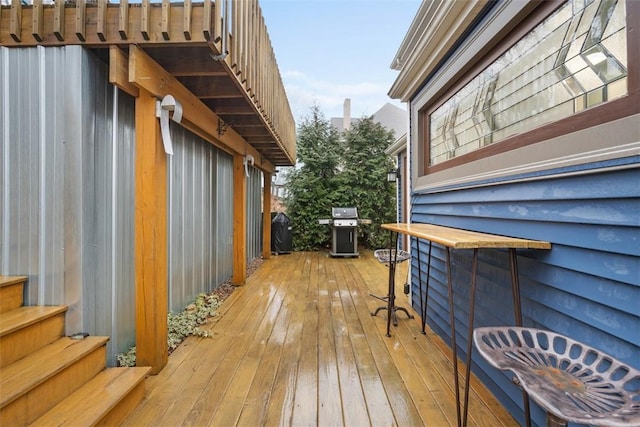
[285, 106, 342, 250]
[339, 117, 397, 249]
[285, 107, 397, 251]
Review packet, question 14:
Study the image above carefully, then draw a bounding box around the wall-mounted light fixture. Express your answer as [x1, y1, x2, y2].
[243, 154, 254, 177]
[156, 94, 183, 155]
[387, 167, 400, 183]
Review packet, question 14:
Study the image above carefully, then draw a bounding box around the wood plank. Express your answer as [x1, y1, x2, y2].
[0, 308, 66, 368]
[134, 89, 168, 374]
[96, 0, 107, 41]
[1, 344, 106, 425]
[9, 0, 21, 42]
[183, 0, 192, 40]
[202, 0, 212, 41]
[336, 261, 398, 426]
[262, 253, 310, 425]
[346, 257, 426, 426]
[74, 0, 85, 41]
[0, 306, 67, 337]
[52, 0, 65, 41]
[30, 367, 151, 427]
[328, 260, 370, 425]
[231, 255, 301, 426]
[0, 336, 108, 408]
[141, 0, 150, 40]
[0, 276, 25, 314]
[118, 0, 128, 39]
[290, 252, 320, 426]
[161, 0, 170, 40]
[32, 0, 44, 42]
[382, 223, 552, 249]
[316, 258, 343, 426]
[206, 268, 290, 425]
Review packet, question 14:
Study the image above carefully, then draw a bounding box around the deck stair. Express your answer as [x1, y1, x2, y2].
[0, 276, 150, 426]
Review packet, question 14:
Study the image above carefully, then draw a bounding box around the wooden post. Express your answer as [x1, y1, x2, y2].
[135, 89, 168, 374]
[233, 154, 247, 285]
[263, 172, 272, 260]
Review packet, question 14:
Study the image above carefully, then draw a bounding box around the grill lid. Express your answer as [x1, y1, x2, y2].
[332, 207, 358, 219]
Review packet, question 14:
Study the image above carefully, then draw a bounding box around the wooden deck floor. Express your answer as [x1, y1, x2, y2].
[123, 251, 517, 427]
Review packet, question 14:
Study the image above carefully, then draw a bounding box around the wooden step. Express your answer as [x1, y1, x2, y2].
[0, 336, 109, 426]
[0, 306, 67, 368]
[31, 367, 151, 427]
[0, 276, 27, 314]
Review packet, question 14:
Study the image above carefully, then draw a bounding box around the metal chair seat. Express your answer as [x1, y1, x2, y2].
[373, 249, 411, 264]
[371, 249, 413, 336]
[473, 327, 640, 427]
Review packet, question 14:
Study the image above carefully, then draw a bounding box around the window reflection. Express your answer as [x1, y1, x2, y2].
[429, 0, 627, 166]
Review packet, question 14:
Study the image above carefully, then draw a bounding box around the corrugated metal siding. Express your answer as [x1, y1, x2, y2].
[0, 46, 137, 366]
[410, 163, 640, 426]
[167, 126, 234, 312]
[246, 165, 263, 262]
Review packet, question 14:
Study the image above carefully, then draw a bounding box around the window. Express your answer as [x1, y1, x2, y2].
[424, 0, 633, 172]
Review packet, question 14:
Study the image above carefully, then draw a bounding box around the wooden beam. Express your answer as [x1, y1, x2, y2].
[75, 0, 86, 42]
[161, 0, 170, 41]
[203, 0, 212, 41]
[32, 0, 44, 42]
[119, 0, 128, 40]
[109, 46, 139, 98]
[232, 154, 247, 285]
[183, 0, 192, 40]
[135, 88, 168, 375]
[9, 0, 21, 42]
[262, 172, 272, 260]
[128, 45, 275, 173]
[53, 0, 64, 41]
[97, 0, 107, 42]
[212, 0, 221, 45]
[141, 0, 150, 40]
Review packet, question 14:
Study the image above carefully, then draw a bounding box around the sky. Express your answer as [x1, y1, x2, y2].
[260, 0, 421, 124]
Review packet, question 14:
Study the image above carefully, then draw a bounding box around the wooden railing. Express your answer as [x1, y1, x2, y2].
[0, 0, 296, 165]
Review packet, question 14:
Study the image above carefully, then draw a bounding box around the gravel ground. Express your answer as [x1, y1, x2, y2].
[212, 256, 264, 301]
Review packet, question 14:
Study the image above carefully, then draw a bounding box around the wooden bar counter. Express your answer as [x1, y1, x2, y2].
[381, 223, 551, 427]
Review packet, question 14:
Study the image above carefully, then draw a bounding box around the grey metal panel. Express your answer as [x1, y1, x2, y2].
[246, 165, 263, 262]
[1, 46, 136, 366]
[168, 126, 234, 313]
[1, 47, 67, 305]
[216, 151, 234, 285]
[1, 44, 240, 365]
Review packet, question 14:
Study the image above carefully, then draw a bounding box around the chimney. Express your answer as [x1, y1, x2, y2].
[343, 98, 351, 131]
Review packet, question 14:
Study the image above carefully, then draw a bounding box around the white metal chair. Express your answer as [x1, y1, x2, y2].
[473, 326, 640, 427]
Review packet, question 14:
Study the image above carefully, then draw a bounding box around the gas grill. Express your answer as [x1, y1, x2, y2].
[319, 207, 371, 257]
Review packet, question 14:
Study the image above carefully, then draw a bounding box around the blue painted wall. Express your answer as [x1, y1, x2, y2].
[409, 160, 640, 426]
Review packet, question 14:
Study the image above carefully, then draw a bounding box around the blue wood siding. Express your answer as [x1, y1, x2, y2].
[409, 162, 640, 426]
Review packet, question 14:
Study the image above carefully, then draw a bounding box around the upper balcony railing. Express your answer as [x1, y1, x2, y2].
[0, 0, 296, 166]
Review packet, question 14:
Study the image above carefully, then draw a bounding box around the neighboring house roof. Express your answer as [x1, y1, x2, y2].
[331, 101, 407, 138]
